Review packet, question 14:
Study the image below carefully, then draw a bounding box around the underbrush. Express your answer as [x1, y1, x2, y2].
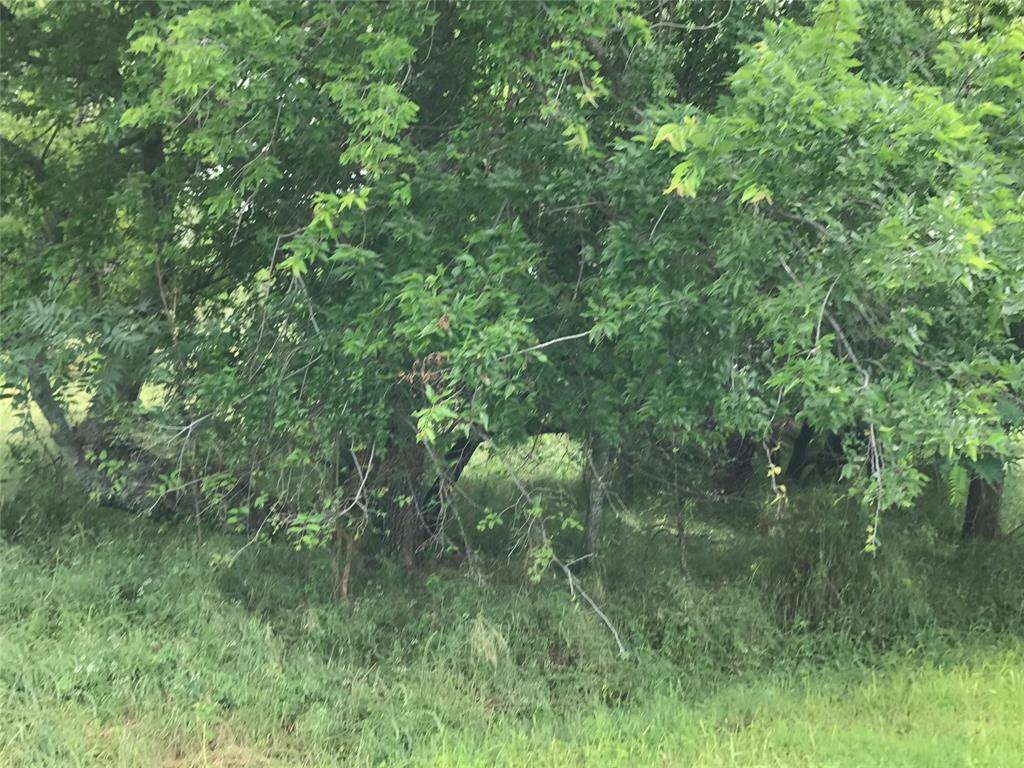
[2, 468, 1023, 767]
[2, 429, 1023, 766]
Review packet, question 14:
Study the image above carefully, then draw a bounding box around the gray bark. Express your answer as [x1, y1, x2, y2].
[27, 362, 107, 494]
[583, 438, 609, 559]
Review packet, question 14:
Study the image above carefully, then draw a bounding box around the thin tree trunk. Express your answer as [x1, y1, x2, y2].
[677, 506, 689, 576]
[334, 521, 357, 601]
[785, 422, 813, 481]
[583, 438, 609, 559]
[674, 457, 689, 577]
[27, 361, 112, 497]
[962, 471, 1002, 540]
[397, 491, 421, 572]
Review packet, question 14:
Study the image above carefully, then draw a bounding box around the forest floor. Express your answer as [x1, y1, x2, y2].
[2, 413, 1023, 767]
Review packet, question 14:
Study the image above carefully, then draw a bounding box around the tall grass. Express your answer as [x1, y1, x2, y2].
[2, 412, 1023, 766]
[3, 491, 1023, 766]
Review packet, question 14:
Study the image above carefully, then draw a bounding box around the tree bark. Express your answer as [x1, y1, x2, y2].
[27, 362, 106, 492]
[389, 461, 425, 572]
[962, 471, 1002, 540]
[334, 522, 357, 601]
[397, 497, 422, 571]
[383, 415, 428, 571]
[583, 438, 609, 559]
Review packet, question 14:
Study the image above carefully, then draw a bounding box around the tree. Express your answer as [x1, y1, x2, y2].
[641, 0, 1023, 542]
[2, 0, 1021, 574]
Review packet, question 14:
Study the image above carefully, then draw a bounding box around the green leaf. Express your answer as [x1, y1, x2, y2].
[563, 123, 589, 153]
[740, 184, 773, 205]
[652, 123, 681, 152]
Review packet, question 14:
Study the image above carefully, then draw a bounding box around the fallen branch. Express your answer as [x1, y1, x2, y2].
[554, 554, 628, 658]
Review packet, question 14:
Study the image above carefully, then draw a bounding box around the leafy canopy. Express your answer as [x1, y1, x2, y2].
[2, 0, 1021, 551]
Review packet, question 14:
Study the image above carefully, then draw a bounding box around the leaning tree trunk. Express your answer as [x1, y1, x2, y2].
[583, 438, 609, 559]
[962, 471, 1003, 540]
[27, 360, 183, 522]
[27, 360, 114, 498]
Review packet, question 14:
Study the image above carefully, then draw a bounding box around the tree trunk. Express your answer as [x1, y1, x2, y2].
[962, 471, 1002, 540]
[397, 493, 423, 572]
[420, 436, 482, 535]
[27, 361, 114, 498]
[334, 522, 357, 601]
[383, 415, 428, 572]
[583, 438, 609, 559]
[27, 361, 186, 517]
[388, 458, 426, 572]
[785, 422, 813, 481]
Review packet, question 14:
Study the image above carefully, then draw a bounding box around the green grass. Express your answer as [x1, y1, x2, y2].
[2, 406, 1023, 766]
[428, 650, 1024, 768]
[2, 502, 1023, 767]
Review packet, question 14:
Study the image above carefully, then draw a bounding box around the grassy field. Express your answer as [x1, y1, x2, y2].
[2, 414, 1023, 767]
[432, 650, 1024, 768]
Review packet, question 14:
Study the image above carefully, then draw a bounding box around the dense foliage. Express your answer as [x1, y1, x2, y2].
[2, 0, 1023, 573]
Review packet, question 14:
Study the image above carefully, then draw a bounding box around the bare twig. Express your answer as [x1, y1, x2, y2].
[491, 447, 628, 657]
[815, 278, 840, 349]
[649, 202, 670, 241]
[651, 0, 734, 32]
[865, 375, 884, 555]
[778, 257, 866, 378]
[228, 507, 273, 565]
[157, 413, 213, 443]
[553, 555, 628, 658]
[769, 206, 831, 239]
[499, 330, 592, 360]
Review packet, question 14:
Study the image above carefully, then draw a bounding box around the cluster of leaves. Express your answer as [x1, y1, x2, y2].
[641, 0, 1024, 513]
[1, 0, 1021, 559]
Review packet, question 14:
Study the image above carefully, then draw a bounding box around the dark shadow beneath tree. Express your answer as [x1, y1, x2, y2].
[962, 471, 1003, 540]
